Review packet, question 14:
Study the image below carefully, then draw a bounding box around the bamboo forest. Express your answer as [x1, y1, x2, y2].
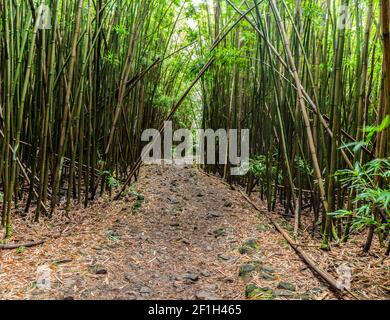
[0, 0, 389, 302]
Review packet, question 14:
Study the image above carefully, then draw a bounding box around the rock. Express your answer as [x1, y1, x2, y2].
[277, 282, 296, 292]
[218, 254, 232, 261]
[261, 266, 275, 274]
[124, 273, 133, 282]
[206, 211, 221, 220]
[170, 222, 180, 227]
[140, 287, 151, 295]
[170, 274, 180, 281]
[195, 291, 219, 301]
[225, 278, 234, 284]
[184, 273, 199, 282]
[163, 208, 175, 215]
[224, 201, 233, 208]
[261, 272, 276, 281]
[239, 239, 259, 255]
[204, 284, 219, 292]
[245, 284, 274, 300]
[168, 197, 179, 204]
[239, 264, 257, 279]
[64, 278, 77, 289]
[95, 268, 108, 275]
[182, 239, 191, 245]
[175, 287, 185, 293]
[239, 247, 249, 255]
[201, 270, 211, 277]
[244, 239, 259, 250]
[206, 246, 213, 252]
[258, 224, 270, 232]
[213, 228, 227, 238]
[89, 265, 108, 275]
[297, 293, 312, 300]
[274, 289, 296, 298]
[311, 287, 323, 295]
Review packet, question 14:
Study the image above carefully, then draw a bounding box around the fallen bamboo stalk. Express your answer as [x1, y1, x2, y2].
[239, 190, 360, 301]
[0, 240, 45, 250]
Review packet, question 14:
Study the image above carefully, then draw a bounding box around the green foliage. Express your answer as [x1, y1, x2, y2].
[155, 94, 176, 113]
[188, 57, 209, 78]
[249, 155, 281, 184]
[130, 185, 145, 212]
[215, 47, 247, 68]
[332, 119, 390, 234]
[103, 51, 120, 67]
[302, 1, 325, 24]
[364, 116, 390, 142]
[114, 24, 129, 37]
[106, 230, 120, 242]
[249, 156, 267, 178]
[333, 159, 390, 230]
[102, 171, 120, 190]
[245, 284, 274, 300]
[342, 116, 390, 154]
[295, 157, 313, 177]
[16, 246, 26, 254]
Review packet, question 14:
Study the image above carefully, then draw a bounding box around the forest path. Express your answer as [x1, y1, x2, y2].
[0, 165, 333, 300]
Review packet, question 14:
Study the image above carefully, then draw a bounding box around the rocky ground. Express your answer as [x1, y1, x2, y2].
[0, 165, 388, 300]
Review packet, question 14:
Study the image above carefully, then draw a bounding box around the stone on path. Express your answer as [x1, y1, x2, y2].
[239, 263, 257, 279]
[277, 282, 296, 292]
[245, 284, 274, 300]
[195, 291, 220, 300]
[184, 273, 199, 282]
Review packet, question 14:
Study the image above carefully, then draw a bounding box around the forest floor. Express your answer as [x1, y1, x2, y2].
[0, 165, 389, 300]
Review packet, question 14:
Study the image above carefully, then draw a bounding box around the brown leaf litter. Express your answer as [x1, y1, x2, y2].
[0, 165, 388, 300]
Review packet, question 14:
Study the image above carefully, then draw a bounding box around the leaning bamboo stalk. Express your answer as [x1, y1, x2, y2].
[227, 0, 355, 170]
[114, 4, 258, 199]
[269, 0, 329, 215]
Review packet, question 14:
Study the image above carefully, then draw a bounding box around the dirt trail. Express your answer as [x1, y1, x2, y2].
[0, 165, 333, 300]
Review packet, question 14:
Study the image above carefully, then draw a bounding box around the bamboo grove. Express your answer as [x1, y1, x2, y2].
[0, 0, 200, 237]
[0, 0, 389, 255]
[196, 0, 389, 253]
